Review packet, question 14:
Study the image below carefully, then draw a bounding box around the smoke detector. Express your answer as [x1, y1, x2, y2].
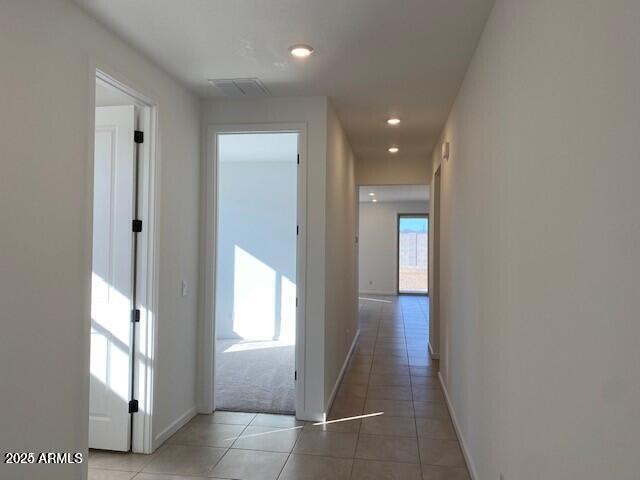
[208, 78, 270, 97]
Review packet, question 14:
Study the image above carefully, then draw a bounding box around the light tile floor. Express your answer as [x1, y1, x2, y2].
[89, 295, 470, 480]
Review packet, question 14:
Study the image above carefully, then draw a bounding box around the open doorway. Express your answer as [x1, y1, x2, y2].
[397, 215, 429, 295]
[89, 72, 157, 453]
[213, 131, 300, 414]
[357, 185, 429, 296]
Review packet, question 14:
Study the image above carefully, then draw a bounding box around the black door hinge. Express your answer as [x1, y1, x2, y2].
[297, 154, 300, 165]
[294, 371, 297, 381]
[128, 399, 139, 413]
[134, 130, 144, 144]
[131, 309, 140, 323]
[296, 225, 299, 235]
[132, 219, 142, 233]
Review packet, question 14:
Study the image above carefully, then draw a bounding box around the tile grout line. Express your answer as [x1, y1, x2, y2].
[102, 296, 448, 480]
[404, 298, 426, 478]
[205, 414, 253, 478]
[348, 299, 381, 480]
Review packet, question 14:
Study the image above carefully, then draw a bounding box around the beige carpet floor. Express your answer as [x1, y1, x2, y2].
[215, 339, 295, 414]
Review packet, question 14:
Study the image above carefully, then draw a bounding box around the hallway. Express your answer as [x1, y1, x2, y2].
[88, 295, 468, 479]
[5, 2, 640, 478]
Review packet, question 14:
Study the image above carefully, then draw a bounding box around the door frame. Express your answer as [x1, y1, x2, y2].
[429, 166, 442, 359]
[396, 213, 429, 296]
[201, 123, 308, 417]
[86, 67, 159, 453]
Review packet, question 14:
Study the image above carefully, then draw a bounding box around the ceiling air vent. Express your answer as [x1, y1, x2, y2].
[208, 78, 270, 97]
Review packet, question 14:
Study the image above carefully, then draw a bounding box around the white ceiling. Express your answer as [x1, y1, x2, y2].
[359, 185, 429, 203]
[75, 0, 494, 165]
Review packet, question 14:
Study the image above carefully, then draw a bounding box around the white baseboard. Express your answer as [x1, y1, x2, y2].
[438, 372, 478, 480]
[324, 329, 360, 419]
[359, 290, 395, 296]
[152, 406, 197, 451]
[296, 410, 325, 423]
[428, 341, 440, 360]
[197, 404, 211, 415]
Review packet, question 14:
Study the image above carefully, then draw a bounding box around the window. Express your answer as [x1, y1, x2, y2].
[398, 215, 428, 294]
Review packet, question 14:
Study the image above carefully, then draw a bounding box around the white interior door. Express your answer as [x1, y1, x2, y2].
[89, 105, 136, 451]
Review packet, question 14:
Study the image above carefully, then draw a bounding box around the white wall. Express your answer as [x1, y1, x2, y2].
[324, 102, 358, 408]
[0, 1, 201, 478]
[202, 97, 328, 419]
[202, 98, 358, 418]
[359, 201, 428, 295]
[215, 141, 297, 340]
[431, 0, 640, 478]
[356, 156, 430, 185]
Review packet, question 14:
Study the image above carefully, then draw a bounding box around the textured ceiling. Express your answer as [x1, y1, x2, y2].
[76, 0, 494, 166]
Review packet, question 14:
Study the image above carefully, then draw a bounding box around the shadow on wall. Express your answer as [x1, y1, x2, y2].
[218, 246, 296, 342]
[215, 133, 298, 344]
[90, 271, 155, 447]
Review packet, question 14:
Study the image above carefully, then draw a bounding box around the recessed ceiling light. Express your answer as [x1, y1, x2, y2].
[387, 118, 401, 125]
[388, 146, 399, 153]
[289, 44, 314, 58]
[372, 199, 378, 203]
[369, 192, 375, 196]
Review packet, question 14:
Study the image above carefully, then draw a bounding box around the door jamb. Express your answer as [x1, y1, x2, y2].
[201, 123, 308, 418]
[429, 166, 442, 359]
[87, 67, 160, 454]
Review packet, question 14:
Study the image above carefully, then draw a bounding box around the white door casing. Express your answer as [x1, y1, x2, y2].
[89, 105, 136, 451]
[201, 123, 310, 419]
